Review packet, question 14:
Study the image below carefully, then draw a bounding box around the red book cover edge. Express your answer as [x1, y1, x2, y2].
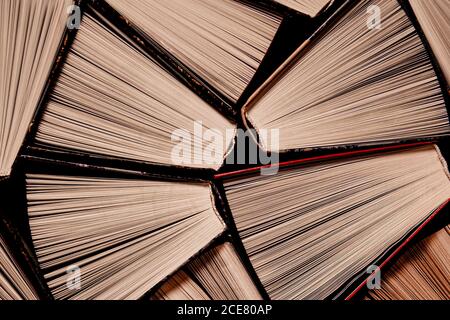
[214, 142, 434, 179]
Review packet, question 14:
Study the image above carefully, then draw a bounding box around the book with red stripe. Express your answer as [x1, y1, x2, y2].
[214, 143, 450, 300]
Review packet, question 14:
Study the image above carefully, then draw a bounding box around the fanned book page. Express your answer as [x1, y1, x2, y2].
[366, 226, 450, 300]
[221, 145, 450, 300]
[104, 0, 282, 102]
[409, 0, 450, 86]
[35, 10, 236, 170]
[273, 0, 331, 17]
[26, 174, 225, 300]
[0, 0, 72, 176]
[0, 232, 38, 300]
[153, 242, 262, 300]
[245, 0, 450, 152]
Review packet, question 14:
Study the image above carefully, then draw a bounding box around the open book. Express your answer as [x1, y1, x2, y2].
[217, 144, 450, 299]
[26, 172, 225, 300]
[104, 0, 282, 103]
[0, 0, 72, 177]
[152, 242, 262, 300]
[410, 0, 450, 86]
[242, 0, 450, 153]
[34, 6, 236, 171]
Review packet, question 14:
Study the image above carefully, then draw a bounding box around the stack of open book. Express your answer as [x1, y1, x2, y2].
[1, 0, 449, 300]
